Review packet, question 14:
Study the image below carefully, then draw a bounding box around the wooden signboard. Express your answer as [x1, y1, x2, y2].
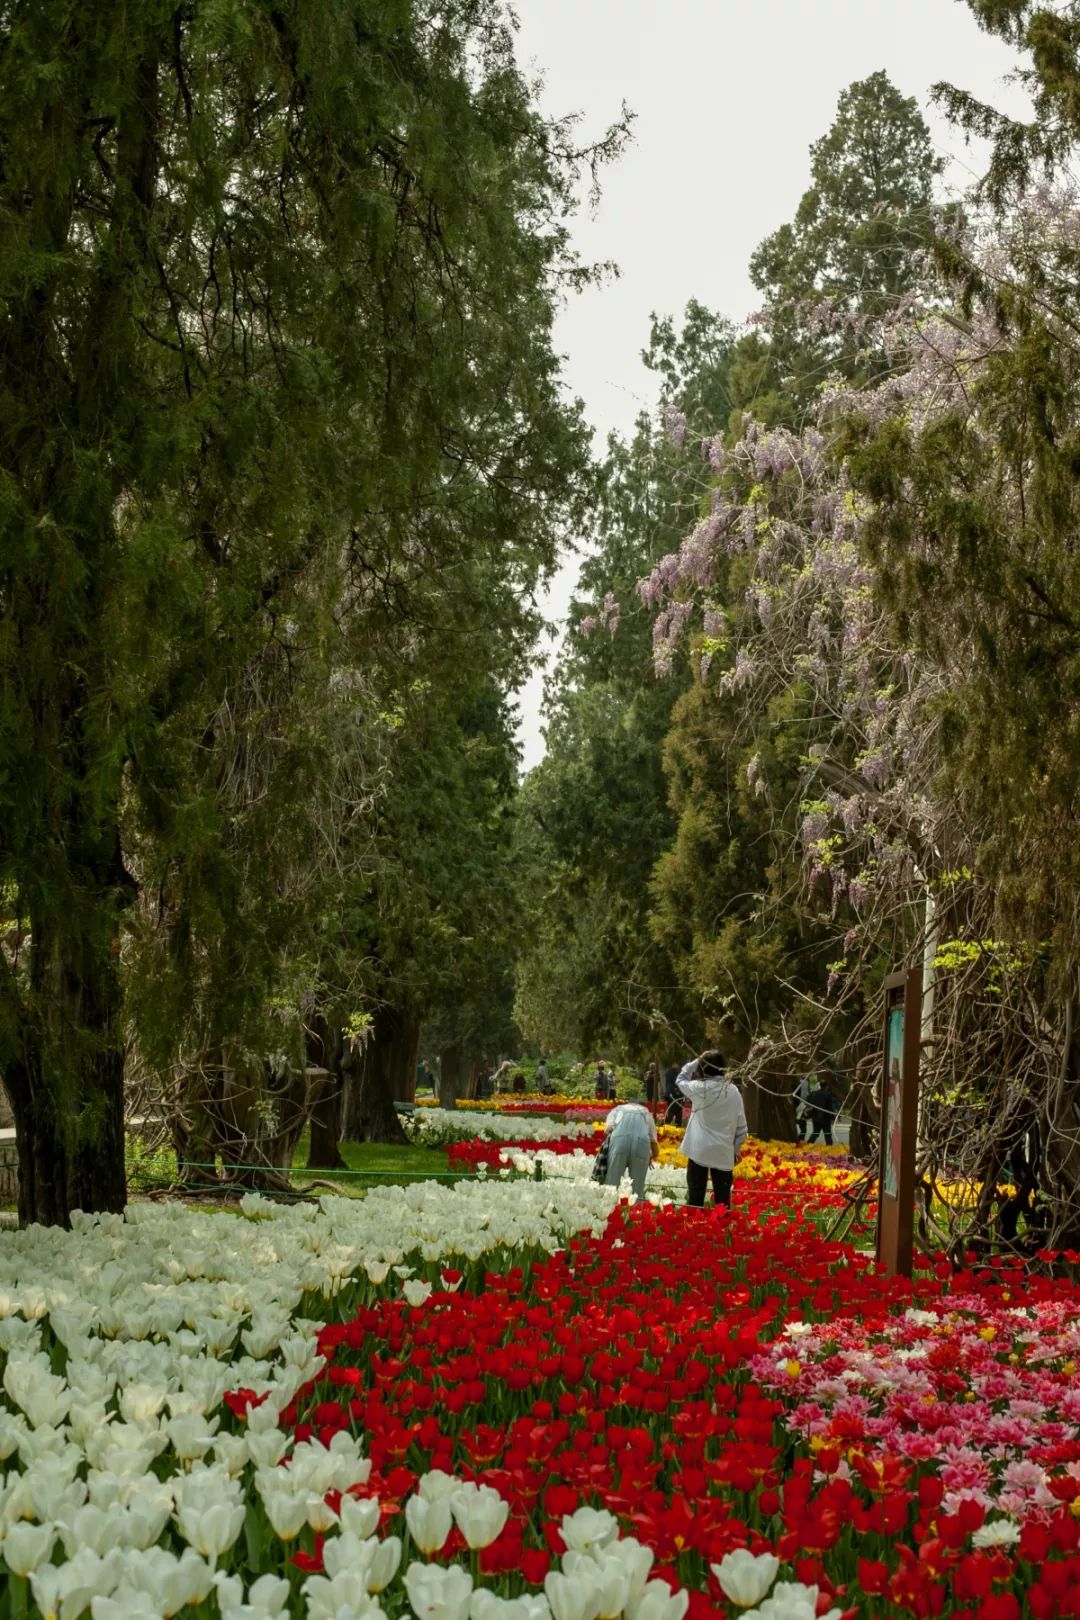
[876, 966, 922, 1277]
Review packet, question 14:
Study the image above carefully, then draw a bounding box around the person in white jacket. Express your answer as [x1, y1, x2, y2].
[677, 1050, 747, 1207]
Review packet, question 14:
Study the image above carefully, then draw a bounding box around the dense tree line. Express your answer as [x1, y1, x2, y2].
[522, 5, 1080, 1248]
[0, 0, 623, 1222]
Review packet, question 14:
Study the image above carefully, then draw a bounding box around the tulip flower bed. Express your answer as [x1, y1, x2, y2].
[409, 1110, 600, 1150]
[293, 1205, 1080, 1619]
[1, 1173, 1079, 1619]
[445, 1133, 600, 1170]
[417, 1098, 616, 1120]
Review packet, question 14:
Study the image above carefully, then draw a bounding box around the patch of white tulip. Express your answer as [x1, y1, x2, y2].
[0, 1179, 722, 1618]
[498, 1148, 687, 1198]
[407, 1111, 598, 1147]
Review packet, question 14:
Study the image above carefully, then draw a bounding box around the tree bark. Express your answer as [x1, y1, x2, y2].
[306, 1014, 346, 1170]
[439, 1042, 463, 1109]
[743, 1070, 794, 1142]
[341, 1002, 413, 1143]
[5, 825, 130, 1225]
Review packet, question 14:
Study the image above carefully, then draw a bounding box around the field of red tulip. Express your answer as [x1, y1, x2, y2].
[272, 1187, 1080, 1619]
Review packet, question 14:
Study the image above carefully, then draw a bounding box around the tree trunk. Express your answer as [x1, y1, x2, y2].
[439, 1042, 463, 1110]
[341, 1002, 413, 1144]
[5, 833, 130, 1225]
[743, 1070, 794, 1142]
[306, 1015, 346, 1170]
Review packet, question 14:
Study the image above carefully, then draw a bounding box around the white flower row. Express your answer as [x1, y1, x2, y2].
[0, 1180, 628, 1615]
[408, 1109, 599, 1145]
[497, 1148, 688, 1196]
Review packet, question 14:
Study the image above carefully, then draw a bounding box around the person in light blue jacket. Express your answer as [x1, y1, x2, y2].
[603, 1102, 659, 1201]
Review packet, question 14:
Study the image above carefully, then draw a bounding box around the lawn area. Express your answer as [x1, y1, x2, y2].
[121, 1131, 458, 1196]
[291, 1134, 454, 1191]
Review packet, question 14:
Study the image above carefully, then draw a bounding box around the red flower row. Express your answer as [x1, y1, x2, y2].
[268, 1203, 1080, 1616]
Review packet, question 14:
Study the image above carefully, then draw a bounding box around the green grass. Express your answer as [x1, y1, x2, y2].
[290, 1134, 455, 1193]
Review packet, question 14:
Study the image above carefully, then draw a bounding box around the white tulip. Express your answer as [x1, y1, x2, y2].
[449, 1483, 509, 1550]
[471, 1596, 551, 1620]
[174, 1500, 245, 1562]
[544, 1569, 604, 1620]
[405, 1493, 453, 1555]
[404, 1561, 474, 1620]
[338, 1495, 381, 1541]
[2, 1517, 56, 1574]
[210, 1434, 249, 1477]
[118, 1386, 166, 1425]
[558, 1506, 619, 1554]
[301, 1568, 382, 1620]
[91, 1588, 162, 1620]
[216, 1572, 291, 1620]
[711, 1550, 781, 1608]
[417, 1470, 461, 1504]
[246, 1430, 288, 1468]
[166, 1414, 219, 1462]
[259, 1489, 309, 1541]
[626, 1583, 689, 1620]
[31, 1546, 123, 1620]
[563, 1552, 629, 1620]
[0, 1413, 25, 1459]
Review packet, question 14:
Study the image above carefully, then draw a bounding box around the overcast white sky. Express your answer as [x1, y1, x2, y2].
[508, 0, 1029, 770]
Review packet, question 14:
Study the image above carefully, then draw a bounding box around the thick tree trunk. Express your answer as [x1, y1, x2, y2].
[743, 1070, 794, 1143]
[306, 1015, 346, 1170]
[6, 1041, 126, 1227]
[5, 836, 130, 1225]
[439, 1042, 463, 1110]
[341, 1002, 414, 1144]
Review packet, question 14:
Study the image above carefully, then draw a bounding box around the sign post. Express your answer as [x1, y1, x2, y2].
[876, 966, 922, 1277]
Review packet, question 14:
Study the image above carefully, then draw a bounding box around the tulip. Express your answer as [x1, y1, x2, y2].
[167, 1414, 219, 1462]
[31, 1547, 123, 1620]
[406, 1493, 453, 1555]
[471, 1595, 551, 1620]
[246, 1430, 289, 1468]
[216, 1572, 291, 1620]
[449, 1483, 509, 1550]
[306, 1492, 340, 1534]
[338, 1495, 381, 1541]
[364, 1536, 401, 1594]
[301, 1569, 381, 1620]
[558, 1507, 619, 1555]
[625, 1584, 689, 1620]
[404, 1561, 474, 1620]
[417, 1470, 461, 1504]
[260, 1488, 310, 1540]
[1, 1519, 56, 1576]
[600, 1537, 652, 1601]
[91, 1589, 162, 1620]
[711, 1550, 780, 1608]
[544, 1569, 602, 1620]
[174, 1500, 245, 1562]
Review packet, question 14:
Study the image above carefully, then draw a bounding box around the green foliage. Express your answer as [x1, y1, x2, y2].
[750, 72, 943, 419]
[514, 305, 737, 1062]
[0, 0, 620, 1215]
